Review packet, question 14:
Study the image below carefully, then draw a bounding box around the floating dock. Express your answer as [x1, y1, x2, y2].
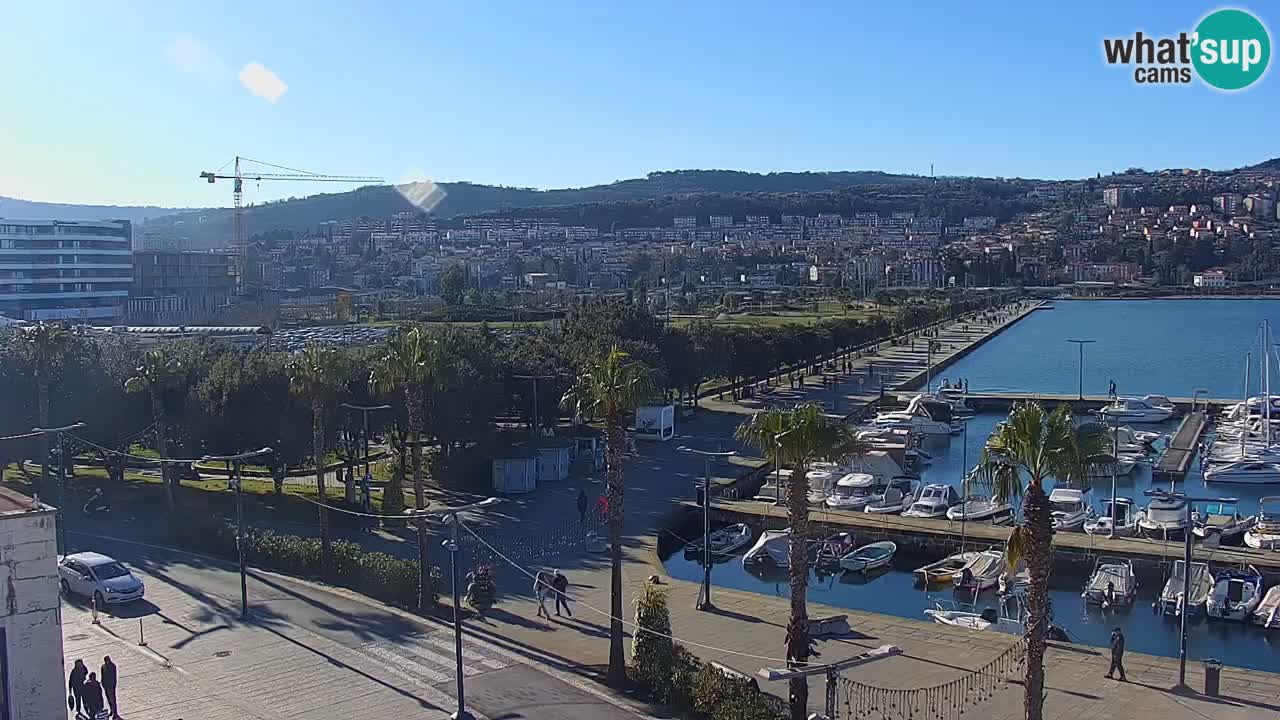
[1153, 410, 1209, 481]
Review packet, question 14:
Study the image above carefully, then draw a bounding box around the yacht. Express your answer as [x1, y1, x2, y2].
[1192, 503, 1256, 545]
[903, 484, 961, 518]
[1100, 397, 1174, 423]
[1244, 497, 1280, 550]
[1157, 560, 1212, 617]
[742, 530, 792, 568]
[824, 472, 877, 510]
[1048, 488, 1093, 532]
[1082, 557, 1137, 607]
[946, 497, 1014, 525]
[1137, 495, 1189, 540]
[1207, 566, 1264, 622]
[1083, 497, 1138, 537]
[874, 396, 963, 436]
[1203, 459, 1280, 485]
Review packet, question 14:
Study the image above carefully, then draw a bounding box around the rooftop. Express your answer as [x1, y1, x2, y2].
[0, 486, 48, 515]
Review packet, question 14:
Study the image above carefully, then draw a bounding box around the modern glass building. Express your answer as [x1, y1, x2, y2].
[0, 219, 132, 322]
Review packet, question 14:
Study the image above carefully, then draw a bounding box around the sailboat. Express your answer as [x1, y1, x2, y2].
[1205, 327, 1280, 483]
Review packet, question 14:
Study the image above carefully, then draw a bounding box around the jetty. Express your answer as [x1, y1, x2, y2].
[1153, 408, 1210, 481]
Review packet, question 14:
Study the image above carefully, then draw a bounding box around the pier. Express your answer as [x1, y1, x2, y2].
[1153, 409, 1209, 481]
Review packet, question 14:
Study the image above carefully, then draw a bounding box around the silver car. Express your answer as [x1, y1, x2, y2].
[58, 552, 145, 606]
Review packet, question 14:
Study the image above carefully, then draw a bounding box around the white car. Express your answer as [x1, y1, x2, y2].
[58, 552, 145, 606]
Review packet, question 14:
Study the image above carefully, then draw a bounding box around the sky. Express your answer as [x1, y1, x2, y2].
[1, 1, 1277, 208]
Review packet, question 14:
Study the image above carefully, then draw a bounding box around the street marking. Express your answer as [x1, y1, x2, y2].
[359, 642, 451, 683]
[422, 633, 507, 671]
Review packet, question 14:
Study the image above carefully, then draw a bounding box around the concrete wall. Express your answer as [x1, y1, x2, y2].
[0, 510, 64, 720]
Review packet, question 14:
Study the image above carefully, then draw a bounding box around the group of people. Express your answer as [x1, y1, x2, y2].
[68, 656, 119, 719]
[533, 568, 572, 619]
[939, 377, 969, 393]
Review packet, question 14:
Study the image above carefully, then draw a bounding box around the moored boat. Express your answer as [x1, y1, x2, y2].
[1203, 459, 1280, 485]
[814, 532, 857, 568]
[913, 551, 979, 585]
[903, 484, 960, 518]
[838, 541, 897, 572]
[1048, 488, 1093, 532]
[945, 498, 1015, 525]
[1244, 497, 1280, 549]
[1137, 496, 1189, 541]
[685, 522, 753, 556]
[742, 529, 792, 568]
[1207, 565, 1263, 621]
[1252, 586, 1280, 628]
[864, 486, 912, 514]
[1157, 560, 1212, 617]
[1083, 497, 1138, 537]
[953, 549, 1005, 592]
[1192, 503, 1256, 545]
[1100, 396, 1175, 423]
[1082, 556, 1137, 607]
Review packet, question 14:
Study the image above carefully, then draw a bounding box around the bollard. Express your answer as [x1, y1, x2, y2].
[138, 618, 147, 646]
[91, 595, 100, 625]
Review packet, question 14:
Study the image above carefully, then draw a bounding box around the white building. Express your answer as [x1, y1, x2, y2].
[0, 219, 132, 322]
[1193, 269, 1229, 288]
[0, 487, 64, 720]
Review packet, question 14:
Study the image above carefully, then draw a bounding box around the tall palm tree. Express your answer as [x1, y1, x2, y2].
[13, 323, 75, 488]
[736, 403, 868, 720]
[124, 349, 185, 511]
[370, 326, 441, 611]
[974, 402, 1105, 720]
[560, 345, 654, 690]
[288, 343, 350, 578]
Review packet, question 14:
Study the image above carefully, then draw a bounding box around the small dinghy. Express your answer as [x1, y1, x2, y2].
[1251, 585, 1280, 628]
[1082, 557, 1137, 607]
[914, 551, 979, 585]
[838, 541, 897, 572]
[1207, 565, 1263, 621]
[685, 523, 752, 556]
[814, 532, 857, 567]
[953, 549, 1005, 592]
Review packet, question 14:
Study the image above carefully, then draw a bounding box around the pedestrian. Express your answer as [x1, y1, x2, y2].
[551, 569, 572, 617]
[576, 488, 589, 523]
[532, 569, 553, 619]
[100, 656, 118, 719]
[68, 659, 88, 715]
[82, 671, 105, 719]
[596, 493, 609, 522]
[1108, 379, 1117, 399]
[1106, 626, 1127, 681]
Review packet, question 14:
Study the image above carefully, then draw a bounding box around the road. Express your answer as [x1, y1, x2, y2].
[61, 530, 648, 720]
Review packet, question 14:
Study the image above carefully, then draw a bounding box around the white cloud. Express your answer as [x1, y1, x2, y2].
[164, 33, 228, 79]
[238, 62, 288, 103]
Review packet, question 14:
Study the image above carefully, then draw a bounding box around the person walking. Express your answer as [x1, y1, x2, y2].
[82, 671, 105, 719]
[1108, 379, 1117, 399]
[551, 569, 572, 617]
[68, 659, 88, 716]
[1106, 626, 1127, 681]
[576, 488, 589, 524]
[100, 656, 119, 719]
[532, 569, 553, 619]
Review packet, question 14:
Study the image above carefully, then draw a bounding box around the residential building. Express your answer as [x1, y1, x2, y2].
[1103, 186, 1133, 208]
[673, 216, 697, 229]
[129, 250, 234, 325]
[0, 219, 132, 322]
[0, 486, 63, 720]
[1193, 269, 1229, 288]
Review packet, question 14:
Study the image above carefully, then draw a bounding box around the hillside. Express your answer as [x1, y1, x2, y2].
[0, 196, 192, 224]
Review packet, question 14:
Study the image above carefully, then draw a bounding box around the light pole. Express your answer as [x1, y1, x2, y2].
[678, 445, 736, 610]
[1143, 488, 1236, 690]
[32, 422, 86, 556]
[773, 427, 795, 507]
[1109, 413, 1118, 539]
[202, 447, 274, 619]
[512, 374, 554, 439]
[407, 497, 501, 720]
[1066, 339, 1096, 400]
[340, 403, 391, 513]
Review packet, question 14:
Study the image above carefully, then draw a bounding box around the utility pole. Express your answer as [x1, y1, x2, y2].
[679, 446, 736, 610]
[1066, 339, 1096, 400]
[203, 448, 274, 619]
[32, 422, 86, 556]
[512, 375, 554, 439]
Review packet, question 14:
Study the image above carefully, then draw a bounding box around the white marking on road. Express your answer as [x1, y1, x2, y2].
[422, 633, 508, 671]
[360, 642, 451, 683]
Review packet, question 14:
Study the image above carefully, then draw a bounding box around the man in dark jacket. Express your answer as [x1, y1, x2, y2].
[551, 569, 572, 617]
[101, 656, 119, 718]
[576, 488, 589, 523]
[1106, 626, 1127, 680]
[68, 659, 89, 715]
[82, 671, 105, 719]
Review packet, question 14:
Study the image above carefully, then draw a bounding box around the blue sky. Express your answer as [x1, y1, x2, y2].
[1, 2, 1276, 207]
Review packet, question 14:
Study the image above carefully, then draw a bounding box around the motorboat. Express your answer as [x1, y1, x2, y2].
[903, 483, 961, 518]
[953, 549, 1005, 592]
[838, 541, 897, 572]
[1192, 503, 1257, 545]
[806, 467, 840, 505]
[932, 387, 976, 418]
[742, 530, 792, 568]
[864, 486, 912, 514]
[685, 523, 753, 556]
[1100, 397, 1174, 424]
[1207, 565, 1264, 621]
[946, 498, 1015, 525]
[1157, 560, 1212, 617]
[1082, 557, 1137, 607]
[1244, 497, 1280, 549]
[825, 472, 878, 510]
[1246, 394, 1280, 415]
[1252, 586, 1280, 628]
[913, 550, 979, 585]
[814, 532, 857, 568]
[874, 396, 963, 436]
[1137, 496, 1189, 541]
[1081, 422, 1156, 456]
[1084, 497, 1138, 537]
[1203, 459, 1280, 485]
[1048, 488, 1093, 532]
[924, 593, 1069, 641]
[1086, 455, 1137, 478]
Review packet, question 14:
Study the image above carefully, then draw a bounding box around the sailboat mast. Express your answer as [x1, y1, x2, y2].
[1243, 352, 1251, 459]
[1266, 321, 1272, 446]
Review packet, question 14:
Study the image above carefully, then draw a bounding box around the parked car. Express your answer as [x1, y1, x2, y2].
[58, 552, 145, 606]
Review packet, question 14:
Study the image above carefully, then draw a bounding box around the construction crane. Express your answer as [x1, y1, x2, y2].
[199, 156, 382, 291]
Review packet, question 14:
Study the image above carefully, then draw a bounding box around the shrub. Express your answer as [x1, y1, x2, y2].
[631, 582, 676, 702]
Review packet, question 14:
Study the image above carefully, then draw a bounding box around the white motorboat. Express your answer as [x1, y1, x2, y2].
[1157, 560, 1212, 617]
[1246, 394, 1280, 415]
[1137, 496, 1189, 540]
[1207, 565, 1264, 621]
[1252, 586, 1280, 628]
[1192, 503, 1257, 545]
[814, 532, 857, 568]
[825, 472, 878, 510]
[913, 550, 979, 585]
[742, 530, 792, 568]
[903, 484, 960, 518]
[953, 549, 1005, 592]
[925, 593, 1069, 641]
[1100, 397, 1174, 424]
[1084, 497, 1139, 537]
[685, 523, 753, 556]
[932, 387, 976, 418]
[874, 396, 963, 436]
[838, 541, 897, 572]
[1048, 488, 1093, 532]
[806, 467, 840, 505]
[946, 498, 1014, 525]
[1086, 455, 1137, 478]
[864, 486, 912, 514]
[1245, 497, 1280, 549]
[1082, 557, 1137, 607]
[1204, 459, 1280, 484]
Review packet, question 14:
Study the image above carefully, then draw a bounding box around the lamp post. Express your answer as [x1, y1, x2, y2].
[772, 427, 795, 507]
[407, 497, 501, 720]
[1066, 339, 1096, 400]
[32, 422, 86, 556]
[678, 445, 736, 610]
[202, 447, 274, 619]
[511, 374, 554, 439]
[340, 403, 391, 513]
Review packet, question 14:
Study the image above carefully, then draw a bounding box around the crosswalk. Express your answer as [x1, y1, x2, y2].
[353, 632, 512, 688]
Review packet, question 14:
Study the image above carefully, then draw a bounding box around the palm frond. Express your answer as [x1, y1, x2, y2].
[1004, 525, 1034, 572]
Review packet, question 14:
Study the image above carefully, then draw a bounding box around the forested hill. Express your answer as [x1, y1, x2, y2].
[0, 196, 190, 224]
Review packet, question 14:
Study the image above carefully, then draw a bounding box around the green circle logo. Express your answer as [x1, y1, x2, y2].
[1193, 9, 1271, 90]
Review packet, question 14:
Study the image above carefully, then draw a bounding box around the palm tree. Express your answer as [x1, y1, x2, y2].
[288, 343, 350, 578]
[736, 403, 868, 720]
[13, 323, 74, 487]
[124, 349, 185, 510]
[370, 326, 441, 611]
[560, 344, 654, 690]
[974, 402, 1106, 720]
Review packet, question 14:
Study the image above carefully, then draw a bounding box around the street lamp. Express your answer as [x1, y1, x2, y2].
[678, 445, 736, 611]
[202, 447, 274, 619]
[1066, 339, 1096, 400]
[32, 422, 86, 556]
[340, 403, 391, 514]
[773, 427, 796, 507]
[406, 497, 501, 720]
